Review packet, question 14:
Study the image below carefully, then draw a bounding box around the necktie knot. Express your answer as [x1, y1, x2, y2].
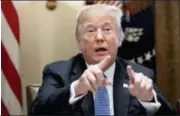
[103, 73, 107, 78]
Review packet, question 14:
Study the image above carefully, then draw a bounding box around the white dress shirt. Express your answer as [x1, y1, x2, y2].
[69, 62, 161, 115]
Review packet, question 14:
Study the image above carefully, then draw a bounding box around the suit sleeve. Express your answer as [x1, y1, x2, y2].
[28, 64, 82, 115]
[69, 81, 87, 104]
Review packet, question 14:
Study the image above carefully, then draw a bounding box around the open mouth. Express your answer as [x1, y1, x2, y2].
[95, 47, 107, 52]
[94, 47, 108, 55]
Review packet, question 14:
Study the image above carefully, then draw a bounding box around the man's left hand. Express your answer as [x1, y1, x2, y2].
[127, 65, 154, 102]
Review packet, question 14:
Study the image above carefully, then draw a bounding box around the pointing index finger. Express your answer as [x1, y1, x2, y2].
[97, 55, 111, 72]
[127, 65, 135, 83]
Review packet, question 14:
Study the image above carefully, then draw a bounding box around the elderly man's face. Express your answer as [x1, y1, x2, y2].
[77, 12, 121, 65]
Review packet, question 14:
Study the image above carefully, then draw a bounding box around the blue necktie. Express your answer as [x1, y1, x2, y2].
[94, 75, 110, 115]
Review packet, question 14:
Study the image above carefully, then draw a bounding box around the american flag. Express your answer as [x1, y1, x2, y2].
[86, 0, 150, 22]
[93, 0, 130, 22]
[94, 0, 122, 8]
[1, 1, 23, 115]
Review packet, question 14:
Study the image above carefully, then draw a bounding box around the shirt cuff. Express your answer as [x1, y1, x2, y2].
[138, 89, 161, 116]
[69, 81, 87, 105]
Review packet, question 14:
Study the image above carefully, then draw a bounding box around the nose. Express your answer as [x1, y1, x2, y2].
[96, 28, 103, 40]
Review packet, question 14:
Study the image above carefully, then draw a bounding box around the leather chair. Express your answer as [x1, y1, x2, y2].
[26, 84, 40, 113]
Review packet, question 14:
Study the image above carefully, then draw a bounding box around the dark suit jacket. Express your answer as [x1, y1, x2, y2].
[29, 53, 176, 116]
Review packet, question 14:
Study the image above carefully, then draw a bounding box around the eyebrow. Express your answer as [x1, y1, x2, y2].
[84, 21, 112, 28]
[102, 22, 113, 27]
[83, 23, 95, 29]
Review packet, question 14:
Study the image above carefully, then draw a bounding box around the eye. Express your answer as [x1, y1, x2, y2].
[104, 27, 112, 32]
[85, 27, 96, 33]
[105, 28, 110, 31]
[87, 29, 95, 32]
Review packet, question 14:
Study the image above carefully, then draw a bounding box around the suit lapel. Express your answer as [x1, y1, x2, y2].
[81, 92, 94, 116]
[70, 55, 94, 116]
[70, 55, 131, 116]
[113, 58, 130, 116]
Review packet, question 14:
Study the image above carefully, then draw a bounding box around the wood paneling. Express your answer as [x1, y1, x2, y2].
[155, 1, 180, 108]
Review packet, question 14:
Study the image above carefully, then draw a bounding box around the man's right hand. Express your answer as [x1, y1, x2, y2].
[73, 55, 112, 96]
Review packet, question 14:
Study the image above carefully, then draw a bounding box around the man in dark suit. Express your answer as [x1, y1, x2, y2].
[29, 4, 175, 116]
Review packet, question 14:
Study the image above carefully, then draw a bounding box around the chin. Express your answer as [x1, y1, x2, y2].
[93, 55, 107, 63]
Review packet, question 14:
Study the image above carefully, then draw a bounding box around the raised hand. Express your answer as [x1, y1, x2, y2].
[127, 65, 154, 102]
[74, 55, 112, 96]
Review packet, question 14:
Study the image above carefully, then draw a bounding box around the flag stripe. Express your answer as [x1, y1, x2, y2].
[94, 0, 122, 8]
[1, 13, 20, 73]
[115, 1, 122, 8]
[1, 1, 20, 44]
[103, 1, 109, 4]
[1, 100, 10, 116]
[96, 0, 104, 4]
[1, 71, 22, 115]
[109, 1, 115, 5]
[1, 43, 22, 106]
[1, 1, 22, 115]
[106, 0, 110, 4]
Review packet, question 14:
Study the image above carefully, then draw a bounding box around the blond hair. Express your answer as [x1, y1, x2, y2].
[75, 4, 124, 41]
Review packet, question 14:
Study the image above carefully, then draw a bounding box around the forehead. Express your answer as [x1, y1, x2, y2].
[84, 16, 115, 27]
[80, 10, 117, 27]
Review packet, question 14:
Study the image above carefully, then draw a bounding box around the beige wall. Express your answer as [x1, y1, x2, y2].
[15, 1, 85, 114]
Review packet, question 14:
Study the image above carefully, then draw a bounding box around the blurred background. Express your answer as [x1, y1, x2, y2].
[1, 0, 180, 115]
